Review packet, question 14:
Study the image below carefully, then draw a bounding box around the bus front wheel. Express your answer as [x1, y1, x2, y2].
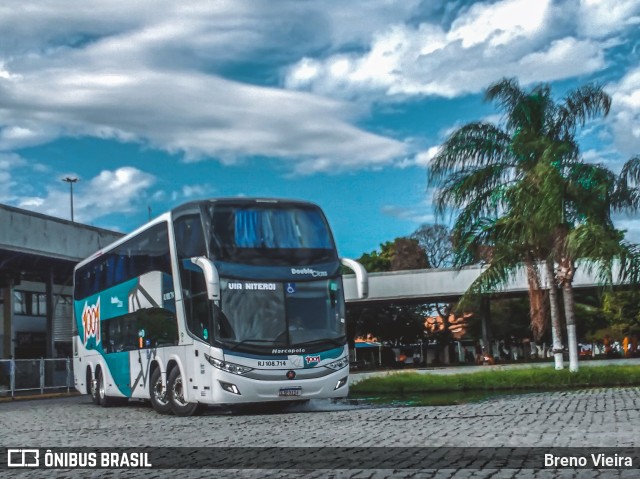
[167, 367, 202, 417]
[150, 368, 172, 415]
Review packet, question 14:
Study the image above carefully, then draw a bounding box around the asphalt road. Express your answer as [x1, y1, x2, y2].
[1, 383, 639, 479]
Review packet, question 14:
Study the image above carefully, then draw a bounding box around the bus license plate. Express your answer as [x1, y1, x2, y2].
[279, 387, 302, 397]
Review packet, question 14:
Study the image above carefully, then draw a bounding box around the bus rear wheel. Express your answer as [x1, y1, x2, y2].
[167, 367, 203, 417]
[88, 369, 100, 405]
[96, 369, 127, 407]
[150, 368, 172, 415]
[96, 369, 113, 407]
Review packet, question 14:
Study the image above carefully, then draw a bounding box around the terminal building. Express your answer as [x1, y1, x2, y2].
[0, 204, 122, 359]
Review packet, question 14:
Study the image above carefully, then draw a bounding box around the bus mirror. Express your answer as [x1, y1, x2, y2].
[340, 258, 369, 299]
[191, 257, 221, 301]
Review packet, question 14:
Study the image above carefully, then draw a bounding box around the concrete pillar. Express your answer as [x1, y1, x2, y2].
[2, 280, 14, 359]
[45, 269, 54, 358]
[481, 296, 492, 354]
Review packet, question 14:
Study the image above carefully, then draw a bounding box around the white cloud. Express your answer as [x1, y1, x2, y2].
[181, 184, 214, 199]
[285, 0, 616, 99]
[17, 166, 155, 223]
[613, 213, 640, 244]
[0, 1, 407, 174]
[396, 146, 440, 169]
[516, 37, 605, 83]
[0, 53, 405, 174]
[0, 0, 636, 179]
[608, 67, 640, 156]
[448, 0, 550, 48]
[0, 153, 28, 202]
[381, 204, 436, 225]
[576, 0, 640, 38]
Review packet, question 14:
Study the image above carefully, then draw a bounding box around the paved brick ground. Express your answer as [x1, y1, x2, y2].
[1, 387, 639, 478]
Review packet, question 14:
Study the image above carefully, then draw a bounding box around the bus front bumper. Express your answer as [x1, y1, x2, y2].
[199, 369, 349, 405]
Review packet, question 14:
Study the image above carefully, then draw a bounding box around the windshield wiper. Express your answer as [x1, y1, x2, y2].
[296, 337, 346, 348]
[226, 338, 278, 352]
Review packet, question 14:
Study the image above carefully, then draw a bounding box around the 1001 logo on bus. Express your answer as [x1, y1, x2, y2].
[82, 297, 101, 346]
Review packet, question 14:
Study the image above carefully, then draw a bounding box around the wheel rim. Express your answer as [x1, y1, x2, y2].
[153, 376, 169, 406]
[98, 373, 105, 399]
[90, 375, 97, 397]
[172, 374, 187, 407]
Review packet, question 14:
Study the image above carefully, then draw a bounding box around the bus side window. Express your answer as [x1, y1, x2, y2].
[181, 268, 212, 343]
[174, 215, 212, 343]
[175, 215, 206, 258]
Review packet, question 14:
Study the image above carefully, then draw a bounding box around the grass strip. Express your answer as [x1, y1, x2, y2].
[350, 365, 640, 394]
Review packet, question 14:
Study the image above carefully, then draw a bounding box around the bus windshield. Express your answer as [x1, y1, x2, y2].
[217, 278, 346, 353]
[207, 203, 337, 266]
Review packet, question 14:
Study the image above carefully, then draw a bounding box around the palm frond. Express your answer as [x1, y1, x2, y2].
[428, 122, 513, 184]
[434, 164, 515, 215]
[565, 224, 626, 284]
[555, 84, 611, 135]
[615, 156, 640, 211]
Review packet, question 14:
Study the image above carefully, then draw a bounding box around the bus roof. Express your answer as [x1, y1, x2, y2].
[172, 197, 321, 213]
[74, 197, 324, 270]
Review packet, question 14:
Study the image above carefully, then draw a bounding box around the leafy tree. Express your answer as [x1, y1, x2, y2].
[355, 238, 427, 273]
[410, 223, 453, 268]
[389, 237, 429, 271]
[428, 78, 640, 371]
[355, 242, 393, 273]
[601, 290, 640, 337]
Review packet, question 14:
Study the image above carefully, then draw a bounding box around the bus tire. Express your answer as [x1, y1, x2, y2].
[167, 367, 201, 417]
[150, 368, 172, 415]
[88, 369, 100, 405]
[96, 369, 115, 407]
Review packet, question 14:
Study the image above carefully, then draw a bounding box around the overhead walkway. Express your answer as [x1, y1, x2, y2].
[343, 264, 615, 304]
[0, 204, 122, 271]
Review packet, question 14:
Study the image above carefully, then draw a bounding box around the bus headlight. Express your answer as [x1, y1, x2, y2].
[205, 354, 253, 375]
[324, 356, 349, 371]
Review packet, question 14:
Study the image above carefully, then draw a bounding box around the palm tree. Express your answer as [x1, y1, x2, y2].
[451, 171, 565, 368]
[428, 78, 638, 371]
[555, 156, 640, 370]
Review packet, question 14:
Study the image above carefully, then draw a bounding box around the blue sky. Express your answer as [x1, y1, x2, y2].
[1, 0, 640, 259]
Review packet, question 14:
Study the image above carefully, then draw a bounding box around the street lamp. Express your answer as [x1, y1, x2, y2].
[62, 177, 78, 222]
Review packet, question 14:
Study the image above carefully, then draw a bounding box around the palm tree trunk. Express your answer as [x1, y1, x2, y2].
[525, 260, 547, 341]
[562, 282, 579, 372]
[545, 259, 564, 370]
[557, 255, 579, 372]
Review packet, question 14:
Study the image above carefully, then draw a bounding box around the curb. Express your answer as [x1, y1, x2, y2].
[0, 391, 81, 403]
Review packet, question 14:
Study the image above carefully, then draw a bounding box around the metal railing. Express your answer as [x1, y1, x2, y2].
[0, 358, 73, 397]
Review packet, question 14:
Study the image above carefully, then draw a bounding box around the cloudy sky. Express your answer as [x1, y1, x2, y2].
[1, 0, 639, 258]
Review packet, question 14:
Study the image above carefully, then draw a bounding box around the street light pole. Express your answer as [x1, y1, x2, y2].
[62, 177, 78, 222]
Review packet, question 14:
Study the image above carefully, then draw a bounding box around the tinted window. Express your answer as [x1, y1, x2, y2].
[174, 214, 214, 343]
[207, 203, 337, 265]
[75, 223, 171, 300]
[174, 214, 206, 258]
[180, 265, 213, 343]
[102, 308, 178, 353]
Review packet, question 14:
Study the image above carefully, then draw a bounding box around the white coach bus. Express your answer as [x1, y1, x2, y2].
[73, 198, 368, 416]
